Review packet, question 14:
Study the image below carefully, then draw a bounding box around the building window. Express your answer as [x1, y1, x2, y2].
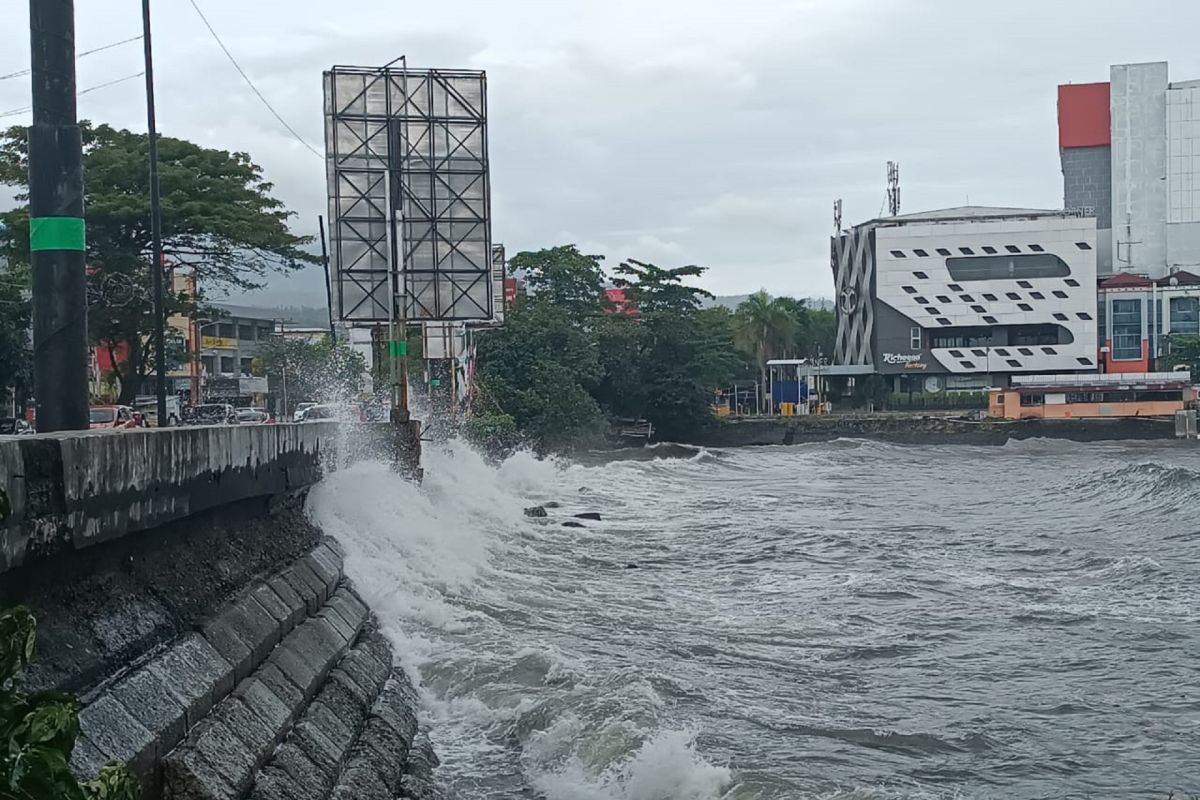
[971, 305, 986, 313]
[902, 286, 917, 294]
[1018, 347, 1033, 356]
[995, 348, 1010, 356]
[1169, 296, 1200, 335]
[1005, 245, 1021, 254]
[913, 271, 929, 280]
[1012, 324, 1071, 345]
[960, 294, 974, 302]
[910, 327, 922, 349]
[972, 349, 987, 357]
[982, 246, 997, 254]
[936, 248, 951, 256]
[890, 250, 907, 258]
[1006, 359, 1022, 368]
[913, 248, 929, 257]
[959, 247, 975, 255]
[924, 307, 939, 315]
[936, 295, 951, 303]
[1006, 292, 1021, 300]
[239, 357, 253, 376]
[1018, 303, 1033, 311]
[1028, 244, 1045, 252]
[1075, 242, 1092, 250]
[1064, 279, 1079, 287]
[960, 360, 976, 369]
[983, 293, 998, 302]
[983, 315, 998, 324]
[219, 356, 236, 374]
[914, 296, 929, 304]
[237, 324, 255, 341]
[1111, 298, 1142, 360]
[945, 253, 1071, 281]
[1029, 292, 1044, 300]
[1077, 357, 1093, 365]
[948, 284, 964, 292]
[218, 323, 236, 338]
[1042, 347, 1057, 355]
[936, 318, 952, 326]
[1077, 312, 1093, 320]
[1020, 394, 1044, 406]
[201, 355, 215, 375]
[1052, 290, 1068, 299]
[949, 349, 963, 358]
[1017, 280, 1033, 289]
[932, 329, 993, 348]
[1053, 312, 1068, 321]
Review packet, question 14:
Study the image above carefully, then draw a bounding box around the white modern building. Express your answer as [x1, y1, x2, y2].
[832, 206, 1099, 391]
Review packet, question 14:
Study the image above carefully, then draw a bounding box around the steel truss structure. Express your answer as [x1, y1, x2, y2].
[324, 65, 492, 322]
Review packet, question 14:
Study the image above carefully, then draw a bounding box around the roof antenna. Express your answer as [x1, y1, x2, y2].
[887, 161, 900, 216]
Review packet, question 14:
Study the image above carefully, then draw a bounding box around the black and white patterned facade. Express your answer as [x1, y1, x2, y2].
[832, 208, 1099, 380]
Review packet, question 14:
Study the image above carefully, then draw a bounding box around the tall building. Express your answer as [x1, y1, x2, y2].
[1059, 61, 1200, 277]
[831, 207, 1099, 391]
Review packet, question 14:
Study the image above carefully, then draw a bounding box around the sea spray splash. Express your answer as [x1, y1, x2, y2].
[306, 440, 739, 799]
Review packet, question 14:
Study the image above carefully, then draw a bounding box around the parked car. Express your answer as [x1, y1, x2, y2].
[235, 408, 271, 425]
[188, 403, 237, 425]
[89, 405, 141, 430]
[134, 395, 182, 427]
[292, 402, 318, 422]
[298, 404, 355, 422]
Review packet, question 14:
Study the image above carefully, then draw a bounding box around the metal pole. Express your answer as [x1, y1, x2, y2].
[318, 215, 335, 341]
[28, 0, 89, 432]
[142, 0, 167, 426]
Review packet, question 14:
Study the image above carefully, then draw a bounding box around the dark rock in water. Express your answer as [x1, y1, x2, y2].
[543, 501, 562, 509]
[562, 521, 586, 528]
[574, 512, 602, 521]
[625, 563, 639, 569]
[524, 506, 548, 518]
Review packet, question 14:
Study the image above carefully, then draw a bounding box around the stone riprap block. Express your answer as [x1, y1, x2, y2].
[399, 732, 445, 800]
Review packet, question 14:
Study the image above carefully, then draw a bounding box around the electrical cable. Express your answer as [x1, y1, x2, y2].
[186, 0, 323, 159]
[0, 71, 145, 119]
[0, 34, 143, 82]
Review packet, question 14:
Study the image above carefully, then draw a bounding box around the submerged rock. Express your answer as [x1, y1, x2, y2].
[524, 506, 548, 518]
[562, 521, 586, 529]
[574, 512, 602, 521]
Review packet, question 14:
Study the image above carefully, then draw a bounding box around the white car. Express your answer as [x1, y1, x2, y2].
[293, 402, 318, 422]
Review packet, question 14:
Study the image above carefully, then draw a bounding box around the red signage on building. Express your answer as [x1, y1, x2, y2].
[1058, 82, 1111, 149]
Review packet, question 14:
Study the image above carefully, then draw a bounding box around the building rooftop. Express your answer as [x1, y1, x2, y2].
[885, 205, 1071, 222]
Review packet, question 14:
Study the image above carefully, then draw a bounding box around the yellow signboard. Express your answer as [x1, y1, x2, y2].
[201, 336, 237, 349]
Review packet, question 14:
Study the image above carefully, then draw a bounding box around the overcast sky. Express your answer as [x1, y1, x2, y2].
[3, 0, 1200, 305]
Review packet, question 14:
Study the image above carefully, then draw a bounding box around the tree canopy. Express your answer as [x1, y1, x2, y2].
[0, 121, 316, 403]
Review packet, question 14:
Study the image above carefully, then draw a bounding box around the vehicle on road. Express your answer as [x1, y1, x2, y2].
[235, 408, 271, 425]
[297, 403, 355, 422]
[134, 395, 182, 427]
[293, 402, 318, 422]
[89, 405, 141, 430]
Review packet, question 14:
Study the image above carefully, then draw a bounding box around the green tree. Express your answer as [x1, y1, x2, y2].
[0, 122, 316, 404]
[733, 291, 799, 411]
[509, 245, 606, 320]
[0, 262, 31, 410]
[0, 606, 139, 800]
[1159, 335, 1200, 374]
[253, 336, 367, 415]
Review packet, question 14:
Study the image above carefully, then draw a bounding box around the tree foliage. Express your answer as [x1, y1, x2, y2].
[0, 122, 316, 403]
[0, 261, 31, 407]
[0, 606, 139, 800]
[509, 245, 606, 319]
[252, 336, 367, 414]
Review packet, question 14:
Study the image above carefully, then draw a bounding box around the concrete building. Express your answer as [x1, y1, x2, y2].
[1059, 61, 1200, 277]
[1094, 268, 1200, 373]
[831, 206, 1099, 391]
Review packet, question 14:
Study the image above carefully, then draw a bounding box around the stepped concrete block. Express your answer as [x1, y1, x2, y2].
[316, 605, 356, 644]
[69, 734, 108, 782]
[300, 699, 356, 752]
[162, 740, 238, 800]
[236, 676, 296, 734]
[246, 767, 310, 800]
[250, 582, 297, 633]
[329, 761, 390, 800]
[256, 662, 304, 714]
[110, 661, 188, 760]
[307, 541, 343, 582]
[357, 627, 395, 671]
[289, 719, 344, 783]
[157, 634, 234, 728]
[186, 717, 258, 798]
[337, 648, 391, 702]
[341, 717, 407, 795]
[223, 594, 284, 665]
[285, 561, 328, 612]
[321, 670, 370, 719]
[266, 743, 327, 798]
[267, 575, 307, 631]
[200, 615, 254, 686]
[267, 620, 340, 700]
[373, 676, 420, 750]
[326, 590, 368, 637]
[78, 693, 156, 774]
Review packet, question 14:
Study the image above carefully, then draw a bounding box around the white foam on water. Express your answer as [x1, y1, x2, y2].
[306, 439, 736, 798]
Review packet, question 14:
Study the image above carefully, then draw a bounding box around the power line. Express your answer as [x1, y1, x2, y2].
[186, 0, 323, 159]
[0, 71, 145, 119]
[0, 34, 143, 82]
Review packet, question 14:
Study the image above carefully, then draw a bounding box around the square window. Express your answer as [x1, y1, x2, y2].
[937, 318, 952, 326]
[1052, 290, 1068, 298]
[1005, 245, 1021, 253]
[948, 349, 964, 358]
[995, 348, 1010, 356]
[910, 327, 922, 350]
[1075, 242, 1092, 250]
[1029, 244, 1045, 252]
[924, 307, 939, 314]
[972, 349, 987, 357]
[947, 283, 964, 292]
[902, 286, 917, 294]
[936, 295, 952, 303]
[913, 248, 929, 257]
[1006, 292, 1021, 300]
[936, 248, 951, 256]
[1018, 303, 1033, 311]
[914, 296, 928, 304]
[1017, 280, 1032, 288]
[959, 247, 975, 255]
[1029, 292, 1044, 300]
[983, 293, 998, 301]
[960, 294, 974, 302]
[1077, 357, 1093, 365]
[913, 271, 929, 279]
[1053, 312, 1068, 320]
[971, 305, 986, 313]
[1077, 312, 1093, 320]
[1006, 359, 1022, 368]
[1041, 347, 1057, 355]
[1018, 347, 1033, 356]
[983, 315, 998, 324]
[960, 360, 976, 369]
[1064, 279, 1079, 287]
[982, 245, 997, 254]
[890, 250, 907, 258]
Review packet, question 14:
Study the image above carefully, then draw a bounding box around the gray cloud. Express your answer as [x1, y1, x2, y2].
[3, 0, 1200, 303]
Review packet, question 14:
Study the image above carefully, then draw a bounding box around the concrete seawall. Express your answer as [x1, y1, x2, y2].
[0, 422, 439, 800]
[682, 414, 1178, 448]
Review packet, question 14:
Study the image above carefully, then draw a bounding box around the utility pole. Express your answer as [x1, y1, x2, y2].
[142, 0, 168, 426]
[28, 0, 89, 431]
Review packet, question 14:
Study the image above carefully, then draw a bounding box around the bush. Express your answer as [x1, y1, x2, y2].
[0, 606, 139, 800]
[462, 413, 522, 460]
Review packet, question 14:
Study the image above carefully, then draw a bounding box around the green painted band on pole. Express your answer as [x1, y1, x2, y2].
[389, 339, 408, 357]
[29, 217, 86, 252]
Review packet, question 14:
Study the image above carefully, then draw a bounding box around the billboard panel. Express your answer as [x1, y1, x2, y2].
[490, 243, 506, 323]
[324, 65, 492, 322]
[422, 321, 466, 360]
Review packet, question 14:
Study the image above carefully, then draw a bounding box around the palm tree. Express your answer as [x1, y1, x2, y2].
[734, 291, 799, 412]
